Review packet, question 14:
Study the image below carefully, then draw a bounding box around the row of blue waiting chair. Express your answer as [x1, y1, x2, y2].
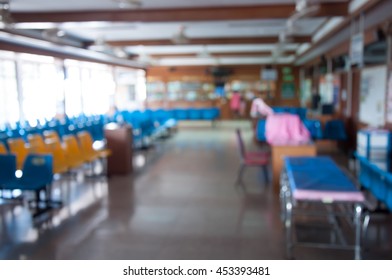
[0, 107, 220, 150]
[272, 107, 307, 120]
[115, 108, 220, 148]
[305, 119, 347, 140]
[0, 115, 108, 151]
[356, 154, 392, 211]
[128, 108, 221, 121]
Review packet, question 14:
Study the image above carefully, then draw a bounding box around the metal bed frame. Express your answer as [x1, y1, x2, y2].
[280, 156, 365, 260]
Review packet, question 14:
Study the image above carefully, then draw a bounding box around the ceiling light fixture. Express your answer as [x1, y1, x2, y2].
[197, 45, 211, 58]
[0, 0, 14, 29]
[171, 25, 189, 45]
[42, 28, 66, 41]
[113, 0, 142, 9]
[113, 47, 128, 58]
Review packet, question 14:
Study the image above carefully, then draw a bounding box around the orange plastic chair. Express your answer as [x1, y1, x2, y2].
[77, 131, 111, 162]
[43, 130, 61, 143]
[0, 142, 7, 154]
[62, 135, 85, 169]
[7, 138, 30, 170]
[28, 134, 50, 154]
[45, 138, 69, 174]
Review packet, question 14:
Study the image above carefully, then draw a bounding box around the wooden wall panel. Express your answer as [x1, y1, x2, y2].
[147, 65, 301, 108]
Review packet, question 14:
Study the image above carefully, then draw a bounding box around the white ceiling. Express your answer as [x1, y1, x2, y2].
[125, 44, 300, 55]
[64, 19, 325, 41]
[2, 0, 369, 66]
[9, 0, 325, 12]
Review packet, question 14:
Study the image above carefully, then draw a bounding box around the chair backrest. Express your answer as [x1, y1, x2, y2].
[63, 135, 83, 158]
[22, 154, 53, 185]
[46, 137, 68, 173]
[77, 131, 95, 155]
[0, 142, 7, 154]
[77, 131, 96, 161]
[324, 120, 347, 140]
[28, 133, 49, 153]
[7, 137, 29, 169]
[235, 129, 246, 160]
[256, 119, 267, 141]
[7, 137, 27, 154]
[0, 154, 17, 183]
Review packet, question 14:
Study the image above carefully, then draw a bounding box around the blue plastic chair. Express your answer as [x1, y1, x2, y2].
[201, 108, 220, 120]
[4, 154, 53, 190]
[173, 108, 188, 120]
[297, 108, 307, 120]
[324, 120, 347, 140]
[0, 154, 17, 186]
[272, 107, 285, 114]
[256, 119, 267, 141]
[369, 163, 387, 202]
[303, 119, 323, 139]
[385, 174, 392, 211]
[357, 156, 371, 189]
[188, 108, 202, 120]
[2, 154, 56, 217]
[0, 154, 17, 199]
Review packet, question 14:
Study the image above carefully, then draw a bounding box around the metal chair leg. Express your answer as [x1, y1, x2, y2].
[262, 165, 269, 183]
[362, 212, 370, 247]
[235, 164, 246, 186]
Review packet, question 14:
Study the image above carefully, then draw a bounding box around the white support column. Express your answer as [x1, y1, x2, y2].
[14, 55, 24, 124]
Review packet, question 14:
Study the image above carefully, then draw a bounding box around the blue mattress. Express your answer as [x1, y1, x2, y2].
[284, 156, 357, 192]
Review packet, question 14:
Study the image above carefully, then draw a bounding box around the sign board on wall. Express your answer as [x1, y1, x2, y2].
[281, 67, 295, 99]
[359, 66, 387, 127]
[281, 83, 295, 99]
[261, 68, 278, 81]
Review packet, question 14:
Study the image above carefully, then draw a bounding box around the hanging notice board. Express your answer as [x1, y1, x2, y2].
[359, 66, 387, 127]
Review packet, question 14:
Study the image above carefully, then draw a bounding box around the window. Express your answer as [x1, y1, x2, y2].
[64, 62, 83, 117]
[0, 58, 19, 126]
[81, 64, 115, 115]
[115, 68, 146, 111]
[19, 54, 63, 125]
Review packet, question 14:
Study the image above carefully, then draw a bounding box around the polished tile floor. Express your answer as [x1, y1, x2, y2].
[1, 121, 391, 259]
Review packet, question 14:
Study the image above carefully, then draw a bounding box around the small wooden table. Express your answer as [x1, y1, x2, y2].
[271, 143, 317, 193]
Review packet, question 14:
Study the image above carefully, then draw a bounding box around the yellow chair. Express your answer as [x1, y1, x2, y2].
[7, 138, 30, 169]
[45, 138, 69, 174]
[28, 133, 50, 154]
[62, 135, 85, 169]
[0, 142, 7, 154]
[77, 131, 111, 162]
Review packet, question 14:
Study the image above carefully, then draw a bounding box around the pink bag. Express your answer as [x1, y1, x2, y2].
[265, 113, 311, 145]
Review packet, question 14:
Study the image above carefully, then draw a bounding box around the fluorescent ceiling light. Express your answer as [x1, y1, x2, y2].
[312, 17, 344, 43]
